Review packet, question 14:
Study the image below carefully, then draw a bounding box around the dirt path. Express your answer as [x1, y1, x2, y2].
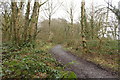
[50, 45, 118, 78]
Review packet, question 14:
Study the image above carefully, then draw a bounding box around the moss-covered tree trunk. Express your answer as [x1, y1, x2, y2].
[29, 1, 40, 47]
[29, 0, 47, 44]
[23, 2, 30, 42]
[1, 0, 47, 48]
[81, 0, 87, 53]
[118, 1, 120, 76]
[11, 2, 18, 46]
[118, 2, 120, 40]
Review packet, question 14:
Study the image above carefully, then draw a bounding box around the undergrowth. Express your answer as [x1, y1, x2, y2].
[63, 40, 119, 72]
[2, 41, 77, 78]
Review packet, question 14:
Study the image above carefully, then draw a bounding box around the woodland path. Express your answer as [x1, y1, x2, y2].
[50, 45, 118, 78]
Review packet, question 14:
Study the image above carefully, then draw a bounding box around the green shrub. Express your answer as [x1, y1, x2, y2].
[86, 40, 118, 54]
[2, 42, 77, 78]
[2, 53, 62, 78]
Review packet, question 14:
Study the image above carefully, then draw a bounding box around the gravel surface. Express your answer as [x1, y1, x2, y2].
[50, 45, 119, 78]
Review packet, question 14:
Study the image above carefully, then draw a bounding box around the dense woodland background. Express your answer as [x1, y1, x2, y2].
[0, 0, 120, 78]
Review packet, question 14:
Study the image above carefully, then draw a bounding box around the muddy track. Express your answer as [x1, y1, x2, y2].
[50, 45, 119, 78]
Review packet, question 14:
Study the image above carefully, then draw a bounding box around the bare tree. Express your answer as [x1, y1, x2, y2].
[106, 1, 120, 39]
[1, 0, 48, 47]
[63, 1, 77, 38]
[41, 0, 62, 40]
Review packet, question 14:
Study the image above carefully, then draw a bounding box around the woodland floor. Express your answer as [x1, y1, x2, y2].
[50, 45, 119, 78]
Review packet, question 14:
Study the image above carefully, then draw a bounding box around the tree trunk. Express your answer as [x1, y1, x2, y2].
[48, 15, 51, 36]
[24, 2, 30, 42]
[91, 15, 94, 39]
[70, 7, 74, 38]
[11, 2, 18, 45]
[81, 0, 87, 53]
[118, 2, 120, 77]
[30, 1, 40, 42]
[118, 1, 120, 40]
